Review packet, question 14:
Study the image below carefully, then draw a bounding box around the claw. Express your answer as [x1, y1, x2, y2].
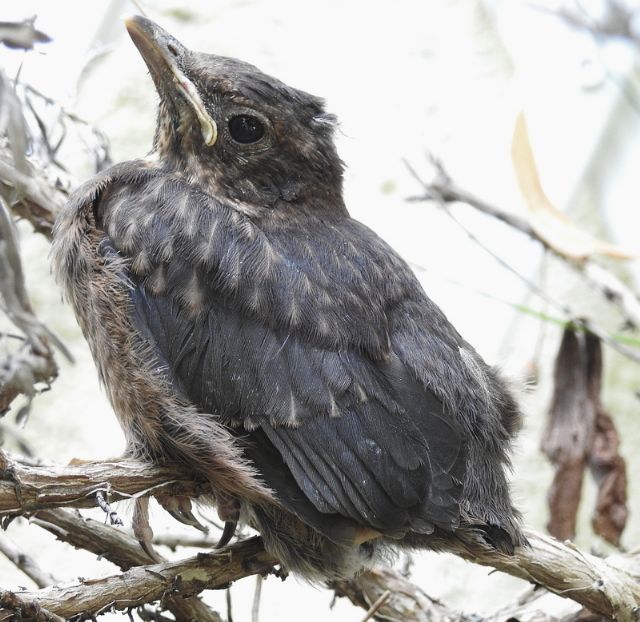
[167, 508, 209, 533]
[133, 497, 161, 562]
[139, 535, 161, 561]
[156, 494, 208, 533]
[215, 520, 237, 548]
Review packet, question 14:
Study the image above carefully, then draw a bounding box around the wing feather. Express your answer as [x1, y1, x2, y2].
[96, 169, 467, 539]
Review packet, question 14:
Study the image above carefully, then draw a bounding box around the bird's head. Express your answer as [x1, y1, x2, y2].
[125, 15, 345, 213]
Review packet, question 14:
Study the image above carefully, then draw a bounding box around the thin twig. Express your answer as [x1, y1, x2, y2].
[404, 159, 640, 364]
[360, 590, 391, 622]
[252, 574, 263, 622]
[131, 0, 150, 18]
[18, 84, 112, 172]
[0, 421, 34, 456]
[226, 587, 233, 622]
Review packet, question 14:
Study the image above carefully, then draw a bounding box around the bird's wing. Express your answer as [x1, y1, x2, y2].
[131, 283, 465, 537]
[98, 168, 466, 540]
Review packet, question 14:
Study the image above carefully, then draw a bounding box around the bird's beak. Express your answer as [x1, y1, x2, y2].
[125, 15, 217, 146]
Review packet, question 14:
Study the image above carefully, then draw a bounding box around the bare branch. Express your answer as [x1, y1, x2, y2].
[443, 529, 640, 620]
[32, 509, 224, 622]
[30, 510, 469, 622]
[0, 449, 635, 618]
[32, 509, 151, 568]
[0, 536, 276, 621]
[0, 452, 205, 516]
[338, 541, 640, 622]
[0, 533, 57, 588]
[0, 454, 640, 621]
[335, 568, 452, 622]
[0, 591, 64, 622]
[336, 566, 594, 622]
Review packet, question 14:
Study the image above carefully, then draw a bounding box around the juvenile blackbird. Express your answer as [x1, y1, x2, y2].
[52, 16, 525, 580]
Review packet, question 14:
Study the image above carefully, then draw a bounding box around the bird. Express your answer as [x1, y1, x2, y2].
[52, 15, 525, 581]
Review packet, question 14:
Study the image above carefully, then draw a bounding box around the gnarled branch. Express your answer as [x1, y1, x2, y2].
[0, 451, 636, 619]
[0, 451, 205, 516]
[0, 536, 275, 621]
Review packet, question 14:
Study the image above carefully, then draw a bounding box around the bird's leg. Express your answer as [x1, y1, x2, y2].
[354, 527, 382, 545]
[215, 493, 240, 548]
[155, 493, 209, 533]
[132, 497, 161, 561]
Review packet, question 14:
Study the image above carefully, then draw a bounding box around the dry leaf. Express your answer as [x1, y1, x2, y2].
[541, 328, 595, 541]
[585, 334, 628, 546]
[511, 111, 636, 261]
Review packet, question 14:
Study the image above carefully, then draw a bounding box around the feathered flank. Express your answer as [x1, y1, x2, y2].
[51, 169, 272, 506]
[52, 16, 525, 581]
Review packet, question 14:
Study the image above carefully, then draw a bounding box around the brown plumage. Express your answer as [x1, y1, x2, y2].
[52, 15, 525, 581]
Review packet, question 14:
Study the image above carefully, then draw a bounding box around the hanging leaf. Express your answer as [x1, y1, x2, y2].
[585, 334, 628, 546]
[541, 328, 596, 541]
[542, 329, 628, 545]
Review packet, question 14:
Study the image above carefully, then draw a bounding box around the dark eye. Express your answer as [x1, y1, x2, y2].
[228, 114, 265, 144]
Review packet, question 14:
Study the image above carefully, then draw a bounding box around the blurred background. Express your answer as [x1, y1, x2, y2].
[1, 0, 639, 619]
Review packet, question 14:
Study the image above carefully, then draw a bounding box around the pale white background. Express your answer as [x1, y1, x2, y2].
[1, 0, 640, 619]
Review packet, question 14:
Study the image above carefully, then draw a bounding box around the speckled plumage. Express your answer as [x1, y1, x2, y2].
[51, 16, 524, 580]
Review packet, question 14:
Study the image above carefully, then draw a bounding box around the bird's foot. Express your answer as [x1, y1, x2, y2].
[215, 520, 237, 548]
[156, 493, 209, 533]
[214, 495, 240, 548]
[132, 497, 161, 562]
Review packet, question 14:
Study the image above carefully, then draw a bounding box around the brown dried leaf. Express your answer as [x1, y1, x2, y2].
[585, 334, 628, 546]
[541, 328, 596, 541]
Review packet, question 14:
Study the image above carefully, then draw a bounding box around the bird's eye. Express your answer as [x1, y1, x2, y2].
[228, 115, 265, 144]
